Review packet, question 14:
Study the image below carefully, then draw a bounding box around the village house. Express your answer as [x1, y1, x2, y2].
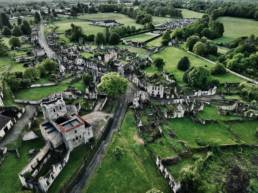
[19, 95, 93, 192]
[0, 115, 13, 140]
[218, 101, 258, 118]
[130, 73, 178, 99]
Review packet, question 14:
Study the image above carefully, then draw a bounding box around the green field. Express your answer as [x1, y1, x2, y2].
[15, 79, 85, 100]
[161, 118, 258, 148]
[0, 57, 25, 76]
[84, 111, 169, 193]
[215, 17, 258, 43]
[118, 45, 149, 58]
[145, 47, 242, 84]
[78, 13, 143, 28]
[0, 139, 44, 193]
[124, 33, 157, 43]
[51, 19, 105, 35]
[168, 147, 258, 192]
[179, 9, 204, 18]
[147, 36, 163, 47]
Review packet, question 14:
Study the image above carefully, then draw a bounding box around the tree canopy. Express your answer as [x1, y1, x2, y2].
[97, 72, 128, 98]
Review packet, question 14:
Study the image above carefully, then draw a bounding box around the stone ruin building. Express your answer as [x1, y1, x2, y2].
[19, 95, 93, 192]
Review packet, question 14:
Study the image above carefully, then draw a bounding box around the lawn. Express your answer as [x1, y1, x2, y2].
[78, 13, 143, 29]
[124, 33, 157, 43]
[162, 117, 258, 148]
[164, 118, 237, 148]
[51, 19, 105, 35]
[84, 111, 170, 193]
[197, 105, 241, 121]
[0, 139, 44, 193]
[215, 17, 258, 43]
[145, 47, 243, 84]
[147, 36, 163, 47]
[15, 79, 85, 100]
[179, 9, 204, 18]
[118, 45, 149, 58]
[81, 52, 94, 58]
[0, 57, 25, 76]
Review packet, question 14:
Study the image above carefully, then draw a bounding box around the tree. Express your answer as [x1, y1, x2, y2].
[186, 35, 200, 51]
[211, 63, 226, 75]
[109, 32, 120, 45]
[21, 20, 32, 35]
[0, 38, 8, 56]
[12, 25, 22, 37]
[105, 27, 110, 43]
[9, 37, 21, 49]
[2, 26, 11, 36]
[65, 24, 84, 42]
[177, 56, 190, 71]
[97, 72, 128, 98]
[226, 165, 249, 193]
[95, 32, 106, 45]
[34, 12, 41, 24]
[82, 73, 93, 85]
[193, 41, 206, 56]
[183, 66, 211, 89]
[161, 31, 171, 46]
[153, 57, 165, 71]
[17, 17, 22, 25]
[23, 68, 40, 81]
[0, 12, 11, 29]
[41, 59, 57, 73]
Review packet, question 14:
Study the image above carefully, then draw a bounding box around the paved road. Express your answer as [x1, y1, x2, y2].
[0, 105, 37, 147]
[38, 22, 57, 59]
[69, 86, 134, 193]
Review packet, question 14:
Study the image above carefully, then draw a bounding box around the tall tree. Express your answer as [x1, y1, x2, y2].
[109, 32, 120, 45]
[12, 25, 22, 37]
[95, 32, 106, 45]
[0, 38, 8, 57]
[21, 20, 32, 35]
[9, 37, 21, 49]
[0, 12, 11, 29]
[34, 12, 41, 24]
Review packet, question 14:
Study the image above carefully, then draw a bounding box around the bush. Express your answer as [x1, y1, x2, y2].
[211, 63, 226, 75]
[177, 56, 190, 71]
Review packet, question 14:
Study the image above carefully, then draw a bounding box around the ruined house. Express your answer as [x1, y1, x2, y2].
[19, 95, 93, 192]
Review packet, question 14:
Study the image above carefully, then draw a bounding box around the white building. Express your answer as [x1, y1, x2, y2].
[0, 115, 13, 140]
[19, 95, 94, 192]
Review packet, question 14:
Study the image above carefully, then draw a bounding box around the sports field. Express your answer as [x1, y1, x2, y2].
[179, 9, 204, 18]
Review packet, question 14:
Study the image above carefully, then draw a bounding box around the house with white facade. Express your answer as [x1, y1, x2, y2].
[19, 95, 93, 192]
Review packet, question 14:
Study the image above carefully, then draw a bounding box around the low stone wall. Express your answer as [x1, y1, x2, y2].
[14, 99, 41, 105]
[155, 156, 181, 193]
[30, 82, 57, 88]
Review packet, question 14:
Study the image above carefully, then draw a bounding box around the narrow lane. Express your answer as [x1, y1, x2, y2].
[69, 86, 134, 193]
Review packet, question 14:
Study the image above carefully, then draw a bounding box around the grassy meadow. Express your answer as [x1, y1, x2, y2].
[145, 47, 243, 84]
[215, 17, 258, 43]
[15, 79, 85, 100]
[179, 9, 204, 18]
[123, 33, 157, 43]
[84, 111, 170, 193]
